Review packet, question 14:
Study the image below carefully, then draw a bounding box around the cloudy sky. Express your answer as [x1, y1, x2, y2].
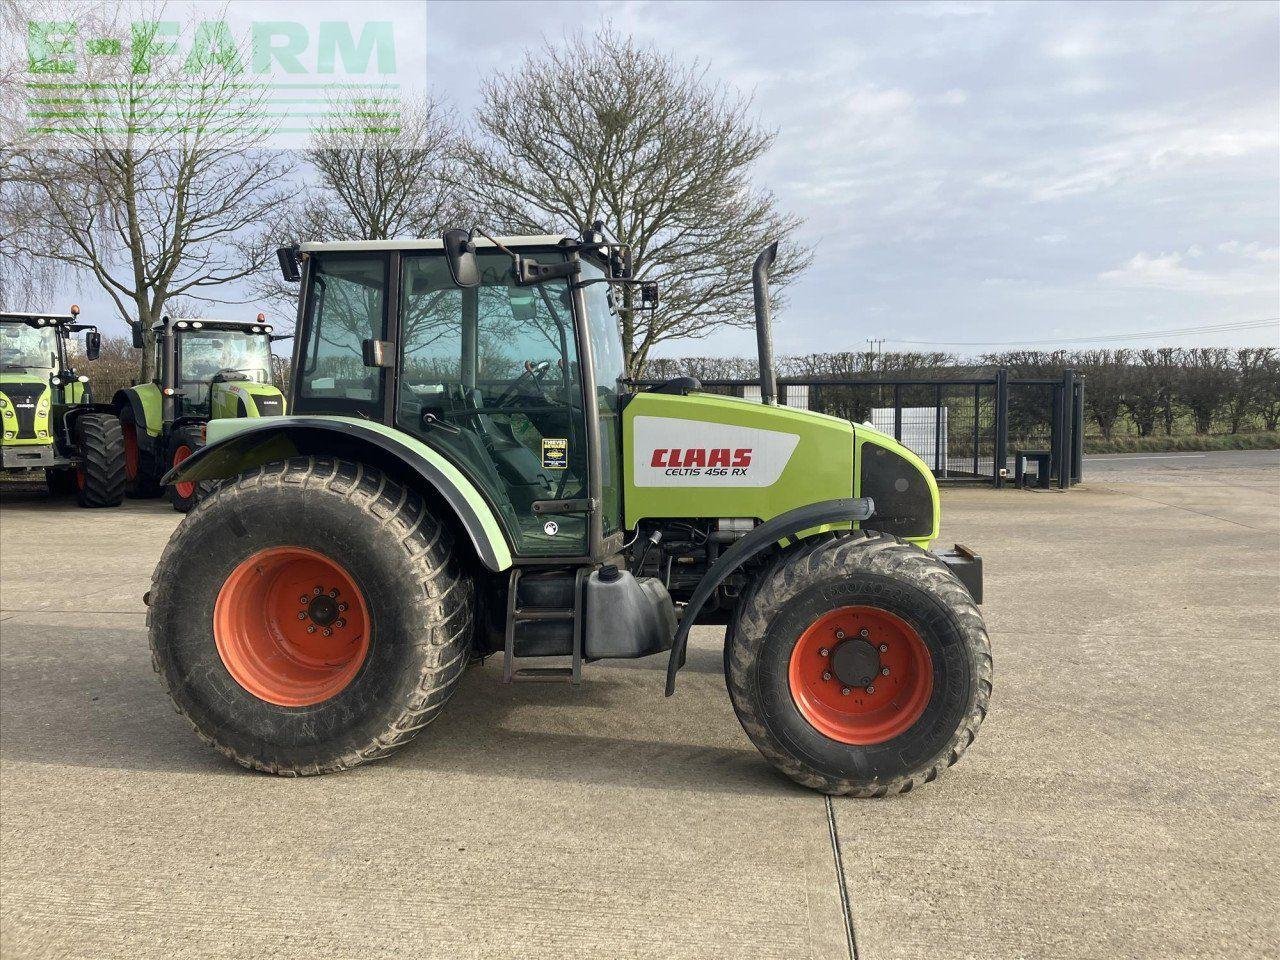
[39, 0, 1280, 357]
[425, 0, 1279, 357]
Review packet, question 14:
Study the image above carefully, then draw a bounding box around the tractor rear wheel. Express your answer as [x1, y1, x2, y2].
[148, 456, 473, 775]
[167, 423, 210, 512]
[726, 532, 991, 797]
[119, 406, 162, 498]
[73, 413, 126, 508]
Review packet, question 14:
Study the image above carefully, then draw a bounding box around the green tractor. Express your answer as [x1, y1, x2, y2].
[150, 231, 990, 796]
[114, 314, 288, 512]
[0, 307, 125, 507]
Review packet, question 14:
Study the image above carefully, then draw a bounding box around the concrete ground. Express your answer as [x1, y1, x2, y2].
[1, 449, 1277, 960]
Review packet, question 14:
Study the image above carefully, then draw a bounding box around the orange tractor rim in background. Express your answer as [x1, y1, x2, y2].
[122, 422, 139, 480]
[171, 445, 195, 499]
[788, 605, 933, 745]
[214, 547, 371, 707]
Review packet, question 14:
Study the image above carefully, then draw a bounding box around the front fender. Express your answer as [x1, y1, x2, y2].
[163, 416, 513, 571]
[664, 497, 874, 695]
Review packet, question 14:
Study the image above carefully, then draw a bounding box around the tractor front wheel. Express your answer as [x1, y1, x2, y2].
[167, 423, 210, 512]
[148, 457, 473, 775]
[726, 532, 991, 797]
[73, 413, 126, 508]
[119, 406, 162, 499]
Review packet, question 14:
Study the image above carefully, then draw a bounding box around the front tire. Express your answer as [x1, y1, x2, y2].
[166, 423, 210, 512]
[73, 413, 126, 508]
[726, 532, 992, 797]
[119, 405, 162, 499]
[148, 457, 473, 775]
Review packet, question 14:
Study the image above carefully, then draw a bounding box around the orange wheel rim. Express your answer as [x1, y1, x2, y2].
[76, 467, 85, 490]
[122, 422, 139, 480]
[214, 547, 371, 707]
[172, 445, 195, 499]
[788, 605, 933, 745]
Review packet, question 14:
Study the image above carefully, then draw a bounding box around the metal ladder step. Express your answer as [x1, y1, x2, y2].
[502, 568, 587, 684]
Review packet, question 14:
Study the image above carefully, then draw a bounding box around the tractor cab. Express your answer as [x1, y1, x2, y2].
[116, 314, 287, 511]
[285, 234, 629, 559]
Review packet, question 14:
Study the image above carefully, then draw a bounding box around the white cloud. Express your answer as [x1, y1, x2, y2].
[1099, 249, 1275, 295]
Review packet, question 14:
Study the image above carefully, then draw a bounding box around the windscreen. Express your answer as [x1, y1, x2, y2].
[0, 324, 58, 375]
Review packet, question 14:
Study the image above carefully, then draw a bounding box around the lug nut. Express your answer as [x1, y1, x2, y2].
[822, 671, 833, 681]
[879, 643, 888, 652]
[306, 626, 316, 634]
[835, 629, 845, 640]
[819, 647, 829, 657]
[313, 587, 322, 596]
[299, 595, 309, 604]
[329, 589, 338, 598]
[841, 687, 851, 696]
[297, 612, 306, 620]
[338, 602, 348, 612]
[334, 619, 346, 629]
[323, 628, 332, 637]
[866, 685, 875, 694]
[881, 667, 890, 676]
[859, 628, 869, 638]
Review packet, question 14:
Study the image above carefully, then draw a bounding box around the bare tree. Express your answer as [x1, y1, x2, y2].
[465, 29, 811, 377]
[254, 94, 472, 316]
[6, 12, 294, 379]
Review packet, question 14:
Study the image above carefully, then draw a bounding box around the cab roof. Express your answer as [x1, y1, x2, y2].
[0, 311, 78, 325]
[297, 235, 569, 253]
[149, 317, 273, 332]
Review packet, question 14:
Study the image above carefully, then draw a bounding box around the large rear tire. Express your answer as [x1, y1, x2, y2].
[73, 413, 126, 508]
[726, 532, 991, 797]
[148, 457, 474, 775]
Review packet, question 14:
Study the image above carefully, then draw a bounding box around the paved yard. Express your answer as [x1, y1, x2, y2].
[1, 450, 1277, 959]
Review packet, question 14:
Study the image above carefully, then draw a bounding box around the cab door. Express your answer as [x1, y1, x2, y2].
[394, 250, 591, 557]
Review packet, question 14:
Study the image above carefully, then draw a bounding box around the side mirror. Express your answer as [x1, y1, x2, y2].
[609, 246, 633, 280]
[641, 281, 659, 309]
[131, 325, 144, 349]
[442, 229, 480, 288]
[84, 330, 101, 361]
[277, 245, 302, 282]
[362, 338, 394, 368]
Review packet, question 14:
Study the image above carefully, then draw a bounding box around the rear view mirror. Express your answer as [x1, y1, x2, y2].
[362, 338, 394, 368]
[277, 245, 302, 282]
[442, 229, 480, 288]
[131, 325, 144, 349]
[84, 330, 101, 361]
[641, 282, 659, 309]
[609, 246, 633, 280]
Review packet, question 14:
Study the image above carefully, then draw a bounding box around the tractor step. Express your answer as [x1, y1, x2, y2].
[502, 568, 587, 684]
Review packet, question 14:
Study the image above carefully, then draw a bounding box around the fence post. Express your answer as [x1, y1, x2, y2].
[893, 383, 902, 442]
[1072, 378, 1085, 484]
[934, 383, 944, 476]
[994, 369, 1008, 488]
[973, 382, 980, 477]
[1058, 369, 1075, 490]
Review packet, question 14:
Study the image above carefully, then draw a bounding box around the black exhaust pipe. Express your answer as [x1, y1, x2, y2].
[752, 241, 780, 405]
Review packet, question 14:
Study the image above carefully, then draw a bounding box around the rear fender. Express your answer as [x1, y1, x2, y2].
[163, 416, 512, 571]
[113, 385, 163, 452]
[664, 497, 874, 695]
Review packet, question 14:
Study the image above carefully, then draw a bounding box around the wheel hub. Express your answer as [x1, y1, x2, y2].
[304, 593, 339, 627]
[831, 638, 881, 689]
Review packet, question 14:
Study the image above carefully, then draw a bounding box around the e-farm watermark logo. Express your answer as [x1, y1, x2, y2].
[24, 12, 412, 145]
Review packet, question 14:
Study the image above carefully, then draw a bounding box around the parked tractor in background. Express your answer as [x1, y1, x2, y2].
[151, 229, 991, 797]
[114, 315, 288, 512]
[0, 307, 125, 507]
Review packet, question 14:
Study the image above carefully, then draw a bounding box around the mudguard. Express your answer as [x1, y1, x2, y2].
[664, 496, 874, 695]
[163, 415, 513, 571]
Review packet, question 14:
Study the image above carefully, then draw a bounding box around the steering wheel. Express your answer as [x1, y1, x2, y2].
[491, 359, 553, 408]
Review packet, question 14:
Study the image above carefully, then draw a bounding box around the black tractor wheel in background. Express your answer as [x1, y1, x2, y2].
[167, 423, 211, 513]
[726, 531, 992, 797]
[148, 456, 474, 775]
[45, 467, 78, 497]
[73, 412, 126, 508]
[118, 405, 162, 499]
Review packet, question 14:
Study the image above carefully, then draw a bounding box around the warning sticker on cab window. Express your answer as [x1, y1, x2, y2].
[542, 438, 568, 469]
